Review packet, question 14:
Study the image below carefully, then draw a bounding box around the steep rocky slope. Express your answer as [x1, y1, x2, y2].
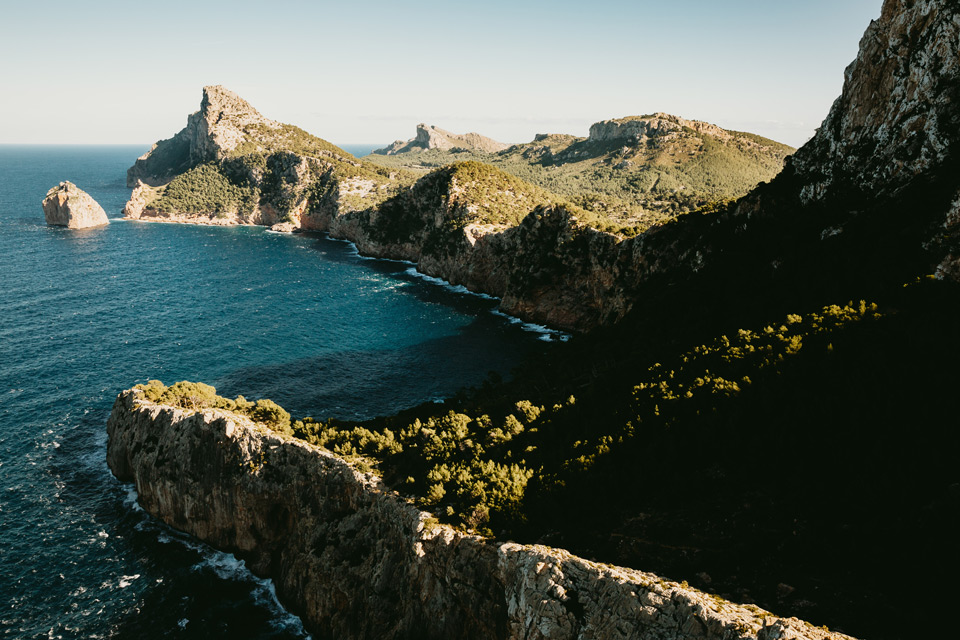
[124, 85, 408, 230]
[374, 123, 510, 155]
[107, 388, 853, 640]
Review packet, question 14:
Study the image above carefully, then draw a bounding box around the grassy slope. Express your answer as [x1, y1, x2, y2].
[366, 124, 793, 225]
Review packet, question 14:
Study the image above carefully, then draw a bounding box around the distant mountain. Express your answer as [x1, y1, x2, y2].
[367, 113, 794, 219]
[373, 124, 511, 155]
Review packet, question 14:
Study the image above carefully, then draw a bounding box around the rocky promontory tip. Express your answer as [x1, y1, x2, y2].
[41, 182, 109, 229]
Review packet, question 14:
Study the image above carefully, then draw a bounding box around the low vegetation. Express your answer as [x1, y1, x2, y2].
[148, 163, 257, 216]
[228, 123, 354, 160]
[138, 299, 911, 539]
[135, 380, 291, 433]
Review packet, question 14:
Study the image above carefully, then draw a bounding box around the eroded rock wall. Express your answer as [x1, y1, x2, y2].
[107, 389, 854, 640]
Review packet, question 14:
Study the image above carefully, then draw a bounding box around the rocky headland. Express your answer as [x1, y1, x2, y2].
[42, 182, 109, 229]
[107, 388, 853, 640]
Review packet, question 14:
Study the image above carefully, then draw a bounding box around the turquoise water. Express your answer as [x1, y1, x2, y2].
[0, 146, 549, 638]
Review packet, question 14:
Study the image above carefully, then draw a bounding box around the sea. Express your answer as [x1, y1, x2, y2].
[0, 145, 559, 638]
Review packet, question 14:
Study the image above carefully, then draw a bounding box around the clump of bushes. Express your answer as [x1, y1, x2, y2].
[134, 380, 290, 434]
[148, 163, 257, 216]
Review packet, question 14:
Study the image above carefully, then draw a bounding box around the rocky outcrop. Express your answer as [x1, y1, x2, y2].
[127, 86, 280, 187]
[41, 182, 109, 229]
[588, 113, 731, 145]
[107, 389, 854, 640]
[772, 0, 960, 281]
[787, 0, 959, 207]
[374, 124, 510, 155]
[122, 180, 149, 219]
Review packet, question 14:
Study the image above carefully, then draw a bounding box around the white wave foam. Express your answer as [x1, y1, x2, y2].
[190, 548, 311, 637]
[402, 267, 498, 300]
[117, 574, 140, 588]
[330, 234, 566, 342]
[325, 234, 414, 264]
[122, 484, 143, 513]
[139, 519, 310, 637]
[489, 310, 571, 342]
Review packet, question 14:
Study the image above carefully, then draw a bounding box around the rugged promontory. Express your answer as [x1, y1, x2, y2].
[42, 182, 109, 229]
[120, 87, 793, 332]
[107, 388, 854, 640]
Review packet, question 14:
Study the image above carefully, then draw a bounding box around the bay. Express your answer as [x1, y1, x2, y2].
[0, 145, 547, 638]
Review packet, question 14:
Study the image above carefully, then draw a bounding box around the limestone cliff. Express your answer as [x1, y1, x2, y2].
[41, 182, 109, 229]
[107, 388, 854, 640]
[123, 87, 404, 231]
[374, 124, 510, 155]
[127, 86, 280, 187]
[366, 114, 793, 221]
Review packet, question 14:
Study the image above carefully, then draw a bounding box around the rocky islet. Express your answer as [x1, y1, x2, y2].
[42, 181, 109, 229]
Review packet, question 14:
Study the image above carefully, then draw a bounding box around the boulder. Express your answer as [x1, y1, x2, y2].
[42, 182, 109, 229]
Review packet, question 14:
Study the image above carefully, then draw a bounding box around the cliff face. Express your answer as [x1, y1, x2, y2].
[319, 164, 634, 331]
[588, 113, 732, 145]
[127, 86, 279, 187]
[107, 389, 853, 640]
[788, 0, 959, 206]
[41, 182, 109, 229]
[779, 0, 960, 281]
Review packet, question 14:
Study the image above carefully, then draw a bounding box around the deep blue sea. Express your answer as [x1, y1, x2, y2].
[0, 145, 555, 638]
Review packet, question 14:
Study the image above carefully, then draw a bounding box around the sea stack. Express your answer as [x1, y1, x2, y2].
[42, 182, 109, 229]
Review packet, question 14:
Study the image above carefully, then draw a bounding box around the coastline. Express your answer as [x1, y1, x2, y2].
[123, 213, 572, 342]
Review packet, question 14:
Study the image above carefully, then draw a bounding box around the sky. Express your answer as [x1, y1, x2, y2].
[0, 0, 881, 149]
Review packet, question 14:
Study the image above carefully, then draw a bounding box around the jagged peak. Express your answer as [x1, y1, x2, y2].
[198, 85, 274, 128]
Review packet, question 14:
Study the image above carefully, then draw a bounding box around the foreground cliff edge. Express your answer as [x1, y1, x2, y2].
[107, 389, 851, 640]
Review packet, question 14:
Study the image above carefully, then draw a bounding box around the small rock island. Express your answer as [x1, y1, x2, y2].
[42, 182, 109, 229]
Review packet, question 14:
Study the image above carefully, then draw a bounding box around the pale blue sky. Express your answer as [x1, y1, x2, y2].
[1, 0, 880, 148]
